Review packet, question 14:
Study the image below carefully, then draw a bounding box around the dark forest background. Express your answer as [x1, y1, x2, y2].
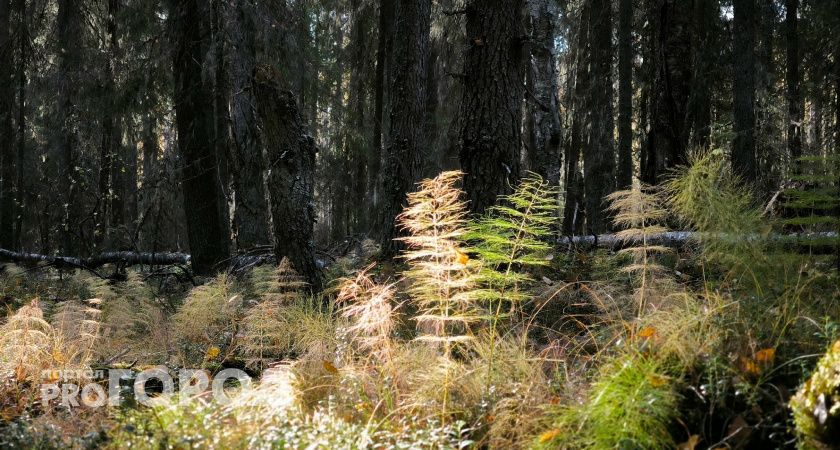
[0, 0, 838, 279]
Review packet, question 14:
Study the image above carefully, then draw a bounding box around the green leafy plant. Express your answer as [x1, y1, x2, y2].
[537, 354, 678, 450]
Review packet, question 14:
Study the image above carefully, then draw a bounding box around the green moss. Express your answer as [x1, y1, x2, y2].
[791, 340, 840, 449]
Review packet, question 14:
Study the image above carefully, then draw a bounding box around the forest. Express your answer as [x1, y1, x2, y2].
[0, 0, 839, 448]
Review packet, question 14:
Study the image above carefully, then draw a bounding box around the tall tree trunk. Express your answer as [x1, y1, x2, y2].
[460, 0, 525, 214]
[211, 0, 232, 243]
[377, 0, 431, 253]
[732, 0, 757, 182]
[169, 0, 230, 275]
[785, 0, 802, 166]
[688, 0, 715, 150]
[584, 0, 615, 234]
[616, 0, 633, 189]
[371, 0, 395, 210]
[253, 66, 319, 289]
[641, 0, 693, 184]
[55, 0, 81, 255]
[228, 0, 271, 249]
[0, 0, 14, 248]
[13, 0, 25, 248]
[348, 0, 373, 234]
[102, 0, 123, 239]
[562, 2, 589, 236]
[526, 0, 562, 187]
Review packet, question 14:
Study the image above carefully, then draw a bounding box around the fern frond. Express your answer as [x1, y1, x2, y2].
[466, 172, 558, 316]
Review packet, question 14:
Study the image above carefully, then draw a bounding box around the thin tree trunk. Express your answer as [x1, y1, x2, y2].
[688, 0, 715, 150]
[786, 0, 802, 166]
[562, 2, 589, 236]
[378, 0, 431, 254]
[641, 0, 693, 184]
[732, 0, 757, 182]
[169, 0, 231, 275]
[371, 0, 395, 210]
[13, 0, 25, 249]
[253, 66, 320, 289]
[584, 0, 616, 234]
[616, 0, 633, 189]
[460, 0, 526, 214]
[56, 0, 81, 255]
[0, 0, 14, 248]
[348, 0, 372, 234]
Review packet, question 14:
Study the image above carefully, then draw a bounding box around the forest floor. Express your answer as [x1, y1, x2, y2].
[1, 154, 840, 449]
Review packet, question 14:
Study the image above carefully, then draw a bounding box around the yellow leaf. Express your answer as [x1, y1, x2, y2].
[740, 356, 761, 377]
[754, 348, 775, 364]
[205, 346, 221, 359]
[52, 349, 66, 363]
[677, 434, 700, 450]
[637, 326, 657, 339]
[539, 428, 561, 443]
[322, 360, 339, 374]
[14, 365, 26, 382]
[454, 249, 469, 265]
[647, 373, 669, 387]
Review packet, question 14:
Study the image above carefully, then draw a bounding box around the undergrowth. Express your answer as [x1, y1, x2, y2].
[0, 158, 838, 449]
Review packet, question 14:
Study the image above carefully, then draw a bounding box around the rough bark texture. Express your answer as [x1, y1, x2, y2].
[228, 0, 271, 250]
[460, 0, 525, 214]
[348, 0, 373, 234]
[371, 0, 395, 208]
[688, 0, 715, 150]
[732, 0, 757, 183]
[55, 0, 81, 255]
[0, 0, 14, 248]
[378, 0, 431, 254]
[785, 0, 802, 165]
[584, 0, 616, 235]
[526, 0, 562, 187]
[13, 0, 25, 249]
[170, 0, 231, 275]
[253, 66, 320, 289]
[211, 0, 232, 242]
[616, 0, 633, 189]
[641, 0, 693, 184]
[562, 2, 589, 236]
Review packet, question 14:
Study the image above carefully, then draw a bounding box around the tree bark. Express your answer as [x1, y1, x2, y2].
[0, 0, 14, 248]
[253, 66, 320, 289]
[13, 0, 25, 249]
[348, 0, 372, 234]
[371, 0, 395, 210]
[616, 0, 633, 189]
[562, 2, 589, 236]
[55, 0, 82, 255]
[785, 0, 802, 166]
[688, 0, 715, 150]
[228, 0, 271, 250]
[378, 0, 431, 254]
[211, 0, 232, 243]
[584, 0, 616, 234]
[640, 0, 693, 184]
[460, 0, 526, 214]
[732, 0, 757, 183]
[169, 0, 231, 275]
[526, 0, 562, 187]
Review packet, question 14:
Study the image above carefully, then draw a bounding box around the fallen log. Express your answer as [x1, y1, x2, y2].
[0, 248, 190, 269]
[1, 229, 836, 276]
[559, 230, 838, 250]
